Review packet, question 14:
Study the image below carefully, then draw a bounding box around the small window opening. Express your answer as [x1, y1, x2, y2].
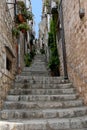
[6, 57, 12, 71]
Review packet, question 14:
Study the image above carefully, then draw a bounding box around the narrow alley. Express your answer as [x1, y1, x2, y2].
[0, 0, 87, 130]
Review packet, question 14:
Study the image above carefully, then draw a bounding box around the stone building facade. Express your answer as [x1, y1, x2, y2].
[43, 0, 87, 103]
[0, 0, 16, 108]
[60, 0, 87, 103]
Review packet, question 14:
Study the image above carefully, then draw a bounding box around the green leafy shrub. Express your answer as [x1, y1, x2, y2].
[48, 18, 60, 76]
[40, 48, 45, 54]
[24, 49, 36, 67]
[17, 23, 29, 31]
[24, 53, 32, 67]
[12, 27, 20, 37]
[48, 32, 54, 48]
[30, 50, 36, 59]
[17, 1, 33, 21]
[17, 1, 26, 9]
[22, 10, 33, 20]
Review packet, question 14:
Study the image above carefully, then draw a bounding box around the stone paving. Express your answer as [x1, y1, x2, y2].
[0, 54, 87, 130]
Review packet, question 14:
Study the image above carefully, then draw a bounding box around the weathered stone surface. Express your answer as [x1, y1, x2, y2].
[3, 100, 84, 109]
[0, 54, 87, 130]
[59, 0, 87, 104]
[0, 0, 16, 109]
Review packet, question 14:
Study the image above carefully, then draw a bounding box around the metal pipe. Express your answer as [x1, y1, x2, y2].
[14, 0, 16, 17]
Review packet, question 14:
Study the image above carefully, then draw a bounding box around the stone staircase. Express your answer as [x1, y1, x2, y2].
[0, 54, 87, 130]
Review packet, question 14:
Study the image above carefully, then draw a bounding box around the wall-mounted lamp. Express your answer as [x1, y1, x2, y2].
[79, 0, 85, 19]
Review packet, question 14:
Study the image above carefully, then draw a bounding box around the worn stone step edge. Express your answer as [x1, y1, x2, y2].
[20, 74, 49, 76]
[1, 107, 87, 120]
[21, 71, 48, 73]
[15, 80, 70, 84]
[6, 94, 79, 101]
[13, 83, 72, 89]
[0, 116, 87, 129]
[15, 79, 70, 84]
[3, 100, 84, 109]
[15, 76, 65, 81]
[9, 88, 76, 95]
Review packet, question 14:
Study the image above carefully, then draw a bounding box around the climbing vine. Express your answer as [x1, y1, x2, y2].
[48, 18, 60, 76]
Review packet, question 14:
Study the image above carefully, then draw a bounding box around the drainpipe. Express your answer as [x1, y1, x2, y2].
[59, 0, 68, 79]
[14, 0, 16, 17]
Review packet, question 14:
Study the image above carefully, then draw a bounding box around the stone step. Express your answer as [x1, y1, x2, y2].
[1, 107, 87, 120]
[3, 100, 83, 109]
[0, 116, 87, 129]
[9, 88, 76, 95]
[32, 61, 46, 63]
[15, 76, 69, 84]
[30, 64, 46, 67]
[20, 73, 49, 76]
[23, 67, 47, 71]
[34, 56, 45, 58]
[21, 72, 48, 76]
[34, 56, 46, 59]
[6, 94, 78, 102]
[23, 66, 47, 71]
[13, 82, 72, 89]
[1, 53, 87, 130]
[33, 56, 46, 59]
[22, 69, 47, 72]
[22, 69, 47, 73]
[31, 61, 46, 64]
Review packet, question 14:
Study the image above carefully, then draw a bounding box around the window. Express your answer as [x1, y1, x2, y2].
[6, 57, 12, 71]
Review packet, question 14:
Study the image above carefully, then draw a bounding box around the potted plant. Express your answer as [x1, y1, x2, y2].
[17, 14, 26, 23]
[22, 10, 33, 20]
[17, 1, 26, 10]
[17, 1, 26, 22]
[17, 23, 29, 33]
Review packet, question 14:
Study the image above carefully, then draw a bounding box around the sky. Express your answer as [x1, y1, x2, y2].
[31, 0, 42, 38]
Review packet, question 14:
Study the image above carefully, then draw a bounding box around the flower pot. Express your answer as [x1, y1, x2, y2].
[18, 14, 25, 22]
[16, 43, 18, 53]
[21, 29, 26, 33]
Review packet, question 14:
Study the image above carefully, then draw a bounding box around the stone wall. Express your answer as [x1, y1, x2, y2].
[0, 0, 16, 108]
[62, 0, 87, 104]
[57, 39, 64, 76]
[17, 32, 25, 73]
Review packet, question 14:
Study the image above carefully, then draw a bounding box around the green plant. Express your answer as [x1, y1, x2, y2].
[50, 19, 56, 44]
[24, 53, 32, 67]
[17, 23, 29, 31]
[48, 18, 60, 76]
[48, 45, 60, 68]
[22, 10, 33, 20]
[40, 48, 45, 54]
[17, 1, 26, 10]
[17, 1, 33, 21]
[48, 54, 60, 69]
[24, 48, 36, 67]
[12, 27, 20, 37]
[48, 32, 54, 47]
[44, 0, 49, 7]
